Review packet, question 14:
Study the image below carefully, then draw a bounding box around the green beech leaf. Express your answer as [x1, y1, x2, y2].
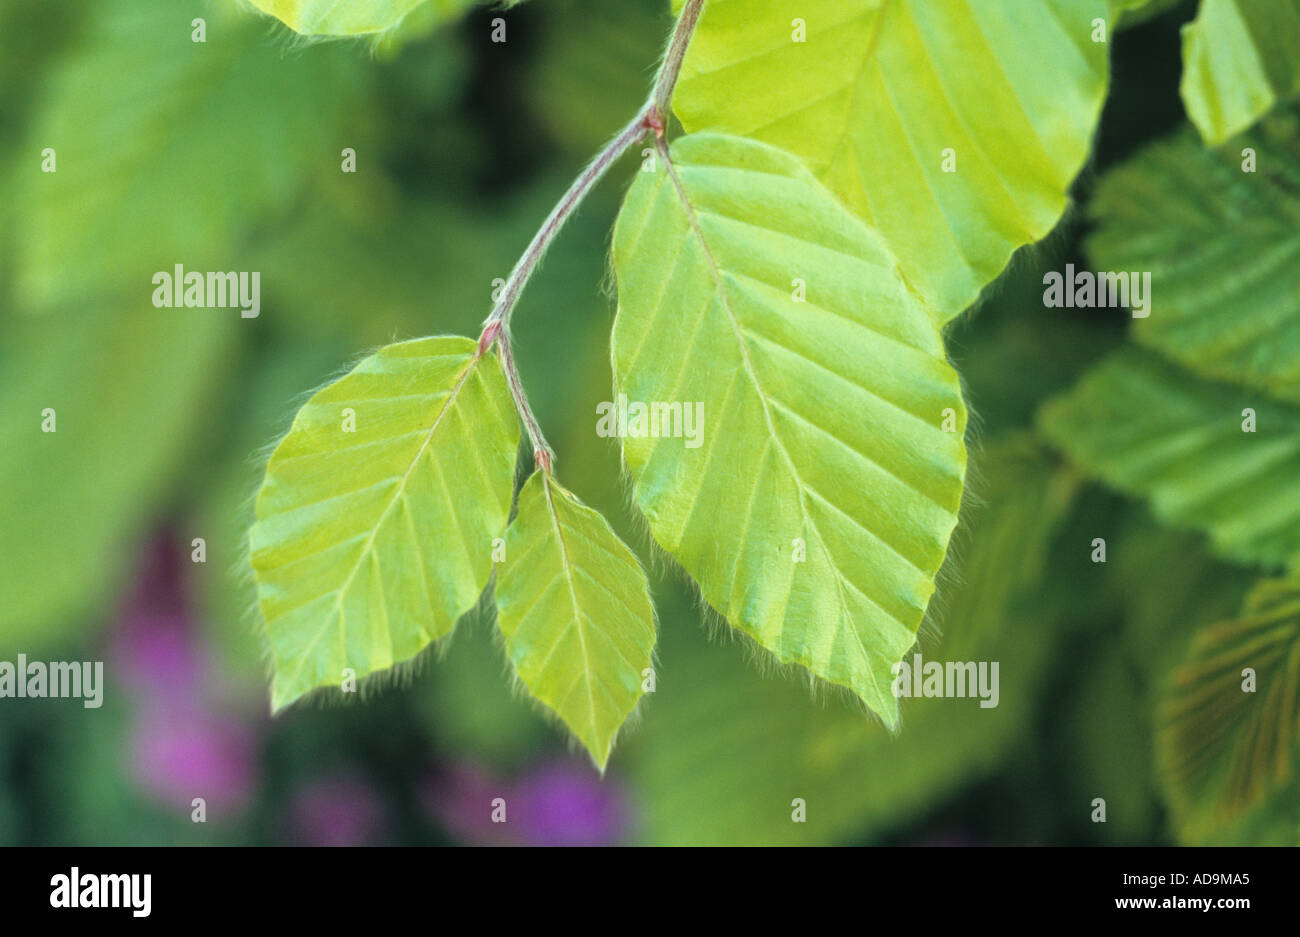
[625, 438, 1068, 844]
[495, 471, 656, 768]
[12, 0, 364, 311]
[249, 336, 519, 711]
[1087, 120, 1300, 402]
[671, 0, 1110, 322]
[1038, 347, 1300, 567]
[248, 0, 524, 38]
[611, 132, 967, 726]
[1157, 574, 1300, 839]
[1181, 0, 1300, 144]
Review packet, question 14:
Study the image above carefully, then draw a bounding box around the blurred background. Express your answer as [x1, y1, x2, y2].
[0, 0, 1289, 845]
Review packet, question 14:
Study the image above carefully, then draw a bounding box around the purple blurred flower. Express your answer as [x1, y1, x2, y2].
[423, 761, 519, 846]
[111, 530, 263, 817]
[110, 533, 203, 698]
[424, 759, 630, 846]
[289, 775, 386, 846]
[512, 761, 629, 846]
[110, 607, 204, 700]
[131, 706, 257, 815]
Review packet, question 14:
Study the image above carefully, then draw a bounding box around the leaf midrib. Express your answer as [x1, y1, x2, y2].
[541, 475, 602, 751]
[276, 351, 482, 700]
[655, 148, 882, 696]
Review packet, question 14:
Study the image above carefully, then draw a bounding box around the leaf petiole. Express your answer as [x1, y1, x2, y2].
[475, 0, 705, 472]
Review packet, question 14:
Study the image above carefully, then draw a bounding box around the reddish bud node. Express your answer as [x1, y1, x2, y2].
[477, 320, 502, 356]
[644, 107, 665, 138]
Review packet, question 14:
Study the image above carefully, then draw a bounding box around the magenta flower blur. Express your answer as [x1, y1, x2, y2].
[131, 707, 256, 814]
[110, 533, 202, 698]
[289, 775, 386, 846]
[113, 530, 262, 817]
[425, 759, 630, 846]
[423, 761, 519, 846]
[512, 761, 629, 846]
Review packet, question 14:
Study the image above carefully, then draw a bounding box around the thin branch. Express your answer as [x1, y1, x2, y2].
[493, 330, 552, 473]
[479, 111, 649, 339]
[475, 0, 706, 472]
[652, 0, 705, 114]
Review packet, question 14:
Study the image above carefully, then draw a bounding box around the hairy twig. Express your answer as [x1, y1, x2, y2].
[475, 0, 705, 472]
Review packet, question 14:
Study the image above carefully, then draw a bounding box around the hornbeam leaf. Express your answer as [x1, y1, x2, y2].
[1180, 0, 1300, 144]
[495, 471, 656, 768]
[671, 0, 1109, 323]
[1087, 121, 1300, 403]
[247, 0, 525, 38]
[611, 132, 967, 726]
[1038, 347, 1300, 567]
[249, 336, 519, 711]
[1157, 573, 1300, 838]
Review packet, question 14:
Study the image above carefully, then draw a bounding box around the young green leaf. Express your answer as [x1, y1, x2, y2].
[247, 0, 524, 38]
[249, 336, 519, 711]
[624, 437, 1070, 844]
[1038, 347, 1300, 567]
[670, 0, 1110, 322]
[1087, 121, 1300, 403]
[611, 132, 967, 727]
[1157, 573, 1300, 838]
[495, 471, 656, 769]
[1180, 0, 1300, 144]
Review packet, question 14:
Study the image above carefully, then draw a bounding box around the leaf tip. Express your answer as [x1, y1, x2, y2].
[269, 676, 301, 717]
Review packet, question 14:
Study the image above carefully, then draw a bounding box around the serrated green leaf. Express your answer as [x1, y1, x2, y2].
[1157, 573, 1300, 839]
[610, 132, 966, 726]
[12, 0, 365, 312]
[1181, 0, 1300, 144]
[1038, 347, 1300, 567]
[671, 0, 1109, 322]
[249, 336, 519, 711]
[1087, 121, 1300, 402]
[495, 471, 656, 768]
[624, 437, 1068, 844]
[191, 340, 352, 688]
[248, 0, 523, 37]
[1185, 773, 1300, 845]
